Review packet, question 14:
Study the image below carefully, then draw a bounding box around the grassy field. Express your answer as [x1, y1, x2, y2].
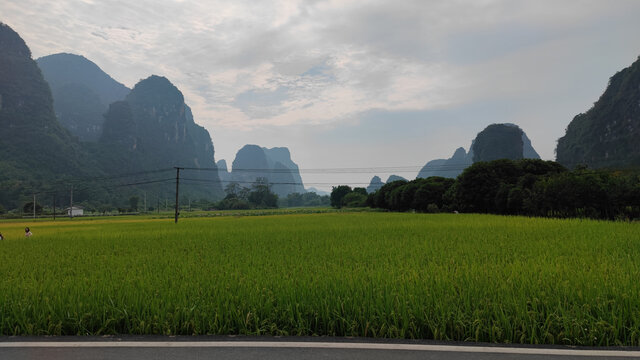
[0, 212, 639, 345]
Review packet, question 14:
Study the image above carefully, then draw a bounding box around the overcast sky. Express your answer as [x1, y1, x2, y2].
[2, 0, 640, 190]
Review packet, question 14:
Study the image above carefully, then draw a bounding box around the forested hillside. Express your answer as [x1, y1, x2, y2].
[556, 56, 640, 168]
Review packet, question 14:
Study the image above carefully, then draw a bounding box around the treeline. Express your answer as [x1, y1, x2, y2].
[280, 192, 330, 208]
[331, 159, 640, 220]
[216, 178, 279, 210]
[216, 178, 330, 210]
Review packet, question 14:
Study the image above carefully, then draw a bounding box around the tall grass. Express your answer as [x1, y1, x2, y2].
[0, 213, 638, 345]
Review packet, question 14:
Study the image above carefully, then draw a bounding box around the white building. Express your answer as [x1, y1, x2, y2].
[66, 206, 84, 217]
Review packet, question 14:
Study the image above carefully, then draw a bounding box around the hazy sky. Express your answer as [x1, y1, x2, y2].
[2, 0, 640, 190]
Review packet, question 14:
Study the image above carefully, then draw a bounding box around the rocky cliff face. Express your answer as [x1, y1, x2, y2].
[417, 147, 473, 179]
[556, 56, 640, 169]
[472, 124, 525, 162]
[386, 175, 407, 183]
[100, 75, 222, 197]
[366, 176, 384, 194]
[0, 23, 95, 207]
[217, 159, 232, 184]
[37, 53, 130, 141]
[230, 145, 305, 196]
[0, 24, 87, 178]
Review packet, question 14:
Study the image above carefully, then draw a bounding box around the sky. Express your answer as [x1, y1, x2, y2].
[2, 0, 640, 191]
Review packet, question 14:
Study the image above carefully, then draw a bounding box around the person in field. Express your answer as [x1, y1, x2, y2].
[24, 227, 32, 238]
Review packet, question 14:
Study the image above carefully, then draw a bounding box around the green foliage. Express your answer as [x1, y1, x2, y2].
[22, 201, 42, 215]
[216, 197, 251, 210]
[352, 187, 367, 196]
[128, 196, 139, 212]
[330, 185, 352, 208]
[372, 180, 407, 209]
[0, 24, 100, 211]
[369, 158, 639, 220]
[247, 177, 278, 208]
[218, 179, 278, 210]
[528, 169, 640, 219]
[341, 192, 367, 207]
[224, 182, 244, 199]
[426, 203, 439, 213]
[556, 56, 640, 169]
[412, 177, 455, 212]
[453, 159, 566, 214]
[282, 192, 330, 207]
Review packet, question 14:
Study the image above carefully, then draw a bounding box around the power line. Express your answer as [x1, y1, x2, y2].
[182, 165, 471, 174]
[181, 178, 371, 186]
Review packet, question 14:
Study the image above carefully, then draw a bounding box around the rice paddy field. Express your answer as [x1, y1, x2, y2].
[0, 212, 639, 345]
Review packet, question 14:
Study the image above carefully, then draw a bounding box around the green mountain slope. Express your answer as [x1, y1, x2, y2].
[0, 23, 95, 208]
[556, 56, 640, 168]
[37, 53, 130, 141]
[100, 75, 223, 198]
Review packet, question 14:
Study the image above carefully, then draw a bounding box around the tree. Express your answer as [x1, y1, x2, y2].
[247, 177, 278, 208]
[330, 185, 352, 208]
[352, 187, 367, 196]
[341, 192, 367, 207]
[98, 204, 112, 215]
[412, 177, 455, 211]
[129, 196, 140, 212]
[224, 182, 242, 199]
[23, 201, 43, 215]
[372, 180, 407, 209]
[453, 159, 565, 213]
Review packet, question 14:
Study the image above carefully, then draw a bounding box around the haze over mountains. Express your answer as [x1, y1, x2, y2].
[224, 145, 305, 197]
[367, 124, 543, 193]
[0, 23, 224, 207]
[0, 23, 93, 207]
[37, 53, 130, 141]
[1, 21, 639, 210]
[417, 123, 541, 180]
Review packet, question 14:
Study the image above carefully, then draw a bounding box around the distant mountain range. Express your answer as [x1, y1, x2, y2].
[0, 23, 222, 209]
[366, 124, 541, 192]
[1, 22, 638, 210]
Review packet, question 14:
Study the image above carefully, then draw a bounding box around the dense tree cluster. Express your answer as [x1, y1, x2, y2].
[217, 178, 279, 210]
[281, 192, 330, 207]
[330, 186, 368, 208]
[331, 159, 640, 220]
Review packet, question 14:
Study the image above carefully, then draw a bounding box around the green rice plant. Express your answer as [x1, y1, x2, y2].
[0, 213, 638, 345]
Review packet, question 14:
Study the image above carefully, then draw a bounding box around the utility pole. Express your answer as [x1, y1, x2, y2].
[69, 185, 73, 219]
[174, 167, 181, 223]
[157, 196, 160, 214]
[144, 192, 147, 214]
[189, 198, 191, 212]
[53, 193, 56, 220]
[33, 194, 36, 219]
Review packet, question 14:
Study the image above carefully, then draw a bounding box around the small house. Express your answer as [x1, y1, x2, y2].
[66, 206, 84, 217]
